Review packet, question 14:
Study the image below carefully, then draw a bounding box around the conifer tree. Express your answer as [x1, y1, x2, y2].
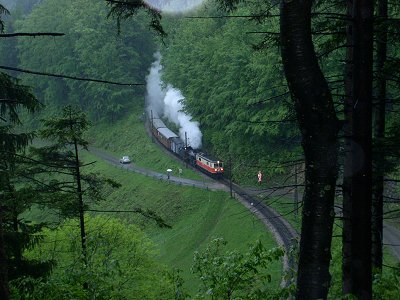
[31, 105, 120, 289]
[0, 69, 40, 300]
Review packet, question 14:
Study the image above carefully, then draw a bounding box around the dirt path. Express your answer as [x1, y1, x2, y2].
[89, 146, 298, 272]
[89, 147, 228, 191]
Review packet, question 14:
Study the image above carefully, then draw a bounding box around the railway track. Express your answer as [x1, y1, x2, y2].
[144, 118, 299, 272]
[219, 178, 298, 273]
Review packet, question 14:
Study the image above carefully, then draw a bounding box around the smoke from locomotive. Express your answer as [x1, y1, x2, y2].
[145, 53, 202, 149]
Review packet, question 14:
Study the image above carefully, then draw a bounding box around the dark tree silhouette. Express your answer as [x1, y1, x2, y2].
[0, 73, 39, 300]
[346, 0, 374, 298]
[371, 0, 388, 272]
[280, 1, 340, 298]
[342, 0, 354, 294]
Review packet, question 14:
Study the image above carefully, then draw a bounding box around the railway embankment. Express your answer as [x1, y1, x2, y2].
[91, 145, 400, 271]
[90, 146, 299, 273]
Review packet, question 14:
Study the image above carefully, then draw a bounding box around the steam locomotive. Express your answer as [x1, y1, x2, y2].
[148, 110, 224, 177]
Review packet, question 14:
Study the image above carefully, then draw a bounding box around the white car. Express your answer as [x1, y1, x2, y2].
[119, 156, 131, 164]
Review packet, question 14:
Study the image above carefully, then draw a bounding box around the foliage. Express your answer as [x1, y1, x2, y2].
[29, 106, 119, 218]
[107, 0, 166, 38]
[372, 264, 400, 299]
[23, 150, 282, 295]
[192, 238, 284, 299]
[160, 4, 301, 183]
[0, 3, 9, 31]
[165, 268, 190, 300]
[40, 105, 90, 149]
[2, 182, 54, 283]
[0, 41, 45, 295]
[14, 0, 156, 121]
[11, 215, 175, 299]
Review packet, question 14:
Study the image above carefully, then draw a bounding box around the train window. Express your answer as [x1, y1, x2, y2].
[219, 163, 223, 167]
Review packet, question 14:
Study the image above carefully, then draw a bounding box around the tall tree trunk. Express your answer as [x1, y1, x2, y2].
[371, 0, 388, 272]
[280, 1, 339, 298]
[68, 109, 87, 268]
[350, 0, 374, 298]
[73, 136, 88, 291]
[0, 205, 9, 300]
[73, 137, 87, 267]
[342, 0, 354, 294]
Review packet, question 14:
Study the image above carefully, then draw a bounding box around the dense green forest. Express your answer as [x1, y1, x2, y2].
[0, 1, 286, 298]
[160, 5, 300, 180]
[2, 0, 400, 299]
[1, 0, 156, 121]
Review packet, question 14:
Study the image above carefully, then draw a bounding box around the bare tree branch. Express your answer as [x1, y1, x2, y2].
[0, 32, 64, 38]
[0, 65, 144, 86]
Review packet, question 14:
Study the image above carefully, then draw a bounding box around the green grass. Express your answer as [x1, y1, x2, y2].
[81, 152, 282, 294]
[151, 195, 282, 294]
[22, 150, 283, 294]
[23, 101, 285, 295]
[265, 195, 301, 232]
[87, 101, 205, 181]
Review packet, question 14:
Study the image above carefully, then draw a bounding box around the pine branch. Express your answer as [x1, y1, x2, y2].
[384, 179, 400, 182]
[0, 65, 144, 86]
[246, 31, 279, 35]
[247, 91, 290, 106]
[235, 118, 295, 124]
[106, 0, 143, 6]
[317, 44, 348, 58]
[183, 12, 348, 20]
[247, 31, 345, 36]
[185, 14, 280, 19]
[383, 196, 400, 203]
[19, 174, 76, 194]
[0, 32, 64, 38]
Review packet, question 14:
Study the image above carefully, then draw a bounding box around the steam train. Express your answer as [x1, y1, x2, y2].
[148, 110, 224, 177]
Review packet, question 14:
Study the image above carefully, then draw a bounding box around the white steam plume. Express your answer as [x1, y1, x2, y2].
[143, 0, 205, 14]
[145, 52, 165, 116]
[146, 53, 203, 149]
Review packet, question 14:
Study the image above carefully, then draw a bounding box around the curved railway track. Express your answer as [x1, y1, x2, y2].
[93, 143, 298, 274]
[219, 178, 298, 272]
[92, 118, 298, 278]
[144, 119, 299, 272]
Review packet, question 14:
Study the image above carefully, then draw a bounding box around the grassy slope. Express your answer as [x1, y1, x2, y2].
[83, 98, 283, 293]
[87, 99, 205, 181]
[82, 152, 281, 294]
[22, 96, 283, 294]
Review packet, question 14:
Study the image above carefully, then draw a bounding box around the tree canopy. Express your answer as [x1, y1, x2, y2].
[6, 0, 157, 121]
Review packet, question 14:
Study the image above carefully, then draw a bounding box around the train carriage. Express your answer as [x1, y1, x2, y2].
[148, 109, 224, 177]
[156, 127, 178, 149]
[170, 137, 184, 155]
[151, 118, 166, 136]
[195, 152, 224, 177]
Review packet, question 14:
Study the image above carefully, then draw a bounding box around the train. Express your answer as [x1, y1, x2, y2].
[148, 110, 224, 177]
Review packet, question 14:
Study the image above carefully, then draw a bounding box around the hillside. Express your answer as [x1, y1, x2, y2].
[3, 0, 400, 298]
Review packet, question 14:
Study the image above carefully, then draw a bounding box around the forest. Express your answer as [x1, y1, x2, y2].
[1, 0, 400, 299]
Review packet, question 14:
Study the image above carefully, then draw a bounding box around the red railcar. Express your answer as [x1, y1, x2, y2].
[195, 152, 224, 177]
[149, 110, 224, 177]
